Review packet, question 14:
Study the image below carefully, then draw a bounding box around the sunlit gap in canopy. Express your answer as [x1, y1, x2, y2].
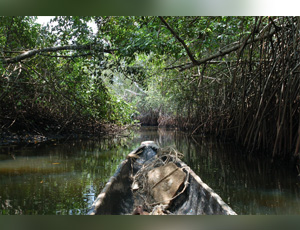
[36, 16, 99, 48]
[36, 16, 98, 34]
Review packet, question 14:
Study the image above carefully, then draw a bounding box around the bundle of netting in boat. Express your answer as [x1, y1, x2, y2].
[131, 146, 190, 215]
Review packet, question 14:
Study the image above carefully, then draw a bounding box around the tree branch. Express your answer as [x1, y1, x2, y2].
[1, 43, 117, 64]
[166, 25, 278, 71]
[40, 52, 93, 58]
[159, 16, 199, 65]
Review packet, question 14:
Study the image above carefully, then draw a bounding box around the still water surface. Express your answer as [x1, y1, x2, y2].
[0, 126, 300, 215]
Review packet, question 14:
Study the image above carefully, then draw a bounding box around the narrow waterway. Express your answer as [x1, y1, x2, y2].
[0, 126, 299, 215]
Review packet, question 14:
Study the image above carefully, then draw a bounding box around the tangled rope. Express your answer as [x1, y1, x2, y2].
[130, 146, 190, 215]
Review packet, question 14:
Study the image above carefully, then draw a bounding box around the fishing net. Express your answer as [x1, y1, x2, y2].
[130, 146, 190, 215]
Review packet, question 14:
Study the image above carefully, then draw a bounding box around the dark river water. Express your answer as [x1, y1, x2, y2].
[0, 126, 300, 215]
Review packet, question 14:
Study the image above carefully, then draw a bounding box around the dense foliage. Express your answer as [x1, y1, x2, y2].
[0, 16, 137, 135]
[1, 16, 300, 162]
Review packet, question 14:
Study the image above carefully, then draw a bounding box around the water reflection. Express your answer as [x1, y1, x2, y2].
[0, 126, 300, 215]
[0, 136, 137, 215]
[172, 132, 300, 215]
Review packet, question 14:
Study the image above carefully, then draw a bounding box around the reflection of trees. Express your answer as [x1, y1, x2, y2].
[135, 127, 180, 147]
[0, 135, 138, 215]
[2, 127, 300, 214]
[173, 134, 300, 214]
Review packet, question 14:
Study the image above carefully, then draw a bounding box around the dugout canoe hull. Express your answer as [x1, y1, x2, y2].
[88, 141, 237, 215]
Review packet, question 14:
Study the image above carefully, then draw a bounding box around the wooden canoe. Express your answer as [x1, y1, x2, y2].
[88, 141, 237, 215]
